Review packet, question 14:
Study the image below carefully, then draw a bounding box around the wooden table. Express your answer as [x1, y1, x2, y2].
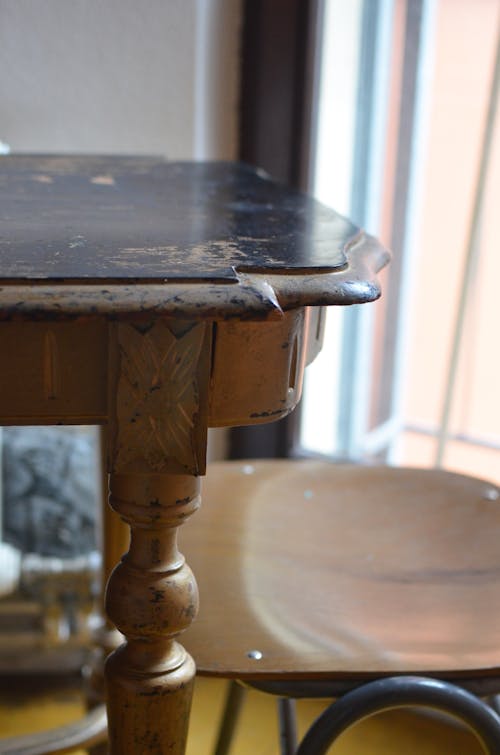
[0, 156, 388, 754]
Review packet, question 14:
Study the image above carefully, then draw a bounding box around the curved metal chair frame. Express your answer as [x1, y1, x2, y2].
[295, 676, 500, 755]
[214, 677, 500, 755]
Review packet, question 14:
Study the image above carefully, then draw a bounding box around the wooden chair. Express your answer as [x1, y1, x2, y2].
[180, 459, 500, 754]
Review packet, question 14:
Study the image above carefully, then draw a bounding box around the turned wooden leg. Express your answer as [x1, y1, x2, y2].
[104, 472, 200, 754]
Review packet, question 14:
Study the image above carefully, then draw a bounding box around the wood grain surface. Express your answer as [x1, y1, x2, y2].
[181, 460, 500, 683]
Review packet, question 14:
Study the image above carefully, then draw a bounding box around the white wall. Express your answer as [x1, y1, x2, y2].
[0, 0, 241, 159]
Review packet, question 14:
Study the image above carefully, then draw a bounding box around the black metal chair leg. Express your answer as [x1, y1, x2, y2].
[295, 676, 500, 755]
[213, 680, 247, 755]
[278, 697, 297, 755]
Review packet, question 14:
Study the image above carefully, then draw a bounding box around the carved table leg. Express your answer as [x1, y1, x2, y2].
[104, 472, 200, 754]
[104, 319, 210, 753]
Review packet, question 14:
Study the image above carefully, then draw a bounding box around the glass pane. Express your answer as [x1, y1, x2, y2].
[396, 0, 500, 481]
[300, 0, 500, 484]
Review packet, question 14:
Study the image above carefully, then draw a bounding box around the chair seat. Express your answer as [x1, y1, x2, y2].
[181, 460, 500, 685]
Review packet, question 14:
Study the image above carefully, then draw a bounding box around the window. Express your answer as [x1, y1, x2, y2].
[299, 0, 500, 484]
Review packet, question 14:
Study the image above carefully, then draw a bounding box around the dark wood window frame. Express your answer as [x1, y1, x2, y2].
[229, 0, 318, 459]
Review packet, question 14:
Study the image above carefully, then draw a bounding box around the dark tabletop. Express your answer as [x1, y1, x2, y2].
[0, 156, 357, 282]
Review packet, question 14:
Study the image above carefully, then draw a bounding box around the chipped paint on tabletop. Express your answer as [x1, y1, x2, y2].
[0, 156, 389, 320]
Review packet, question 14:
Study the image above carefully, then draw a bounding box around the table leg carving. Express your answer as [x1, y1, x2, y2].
[105, 472, 200, 754]
[104, 320, 209, 753]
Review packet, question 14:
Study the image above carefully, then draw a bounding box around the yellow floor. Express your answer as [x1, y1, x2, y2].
[0, 676, 483, 753]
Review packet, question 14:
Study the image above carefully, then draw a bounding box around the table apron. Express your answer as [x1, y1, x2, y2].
[0, 308, 321, 428]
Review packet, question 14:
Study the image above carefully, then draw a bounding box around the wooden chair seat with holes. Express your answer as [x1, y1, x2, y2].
[180, 460, 500, 753]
